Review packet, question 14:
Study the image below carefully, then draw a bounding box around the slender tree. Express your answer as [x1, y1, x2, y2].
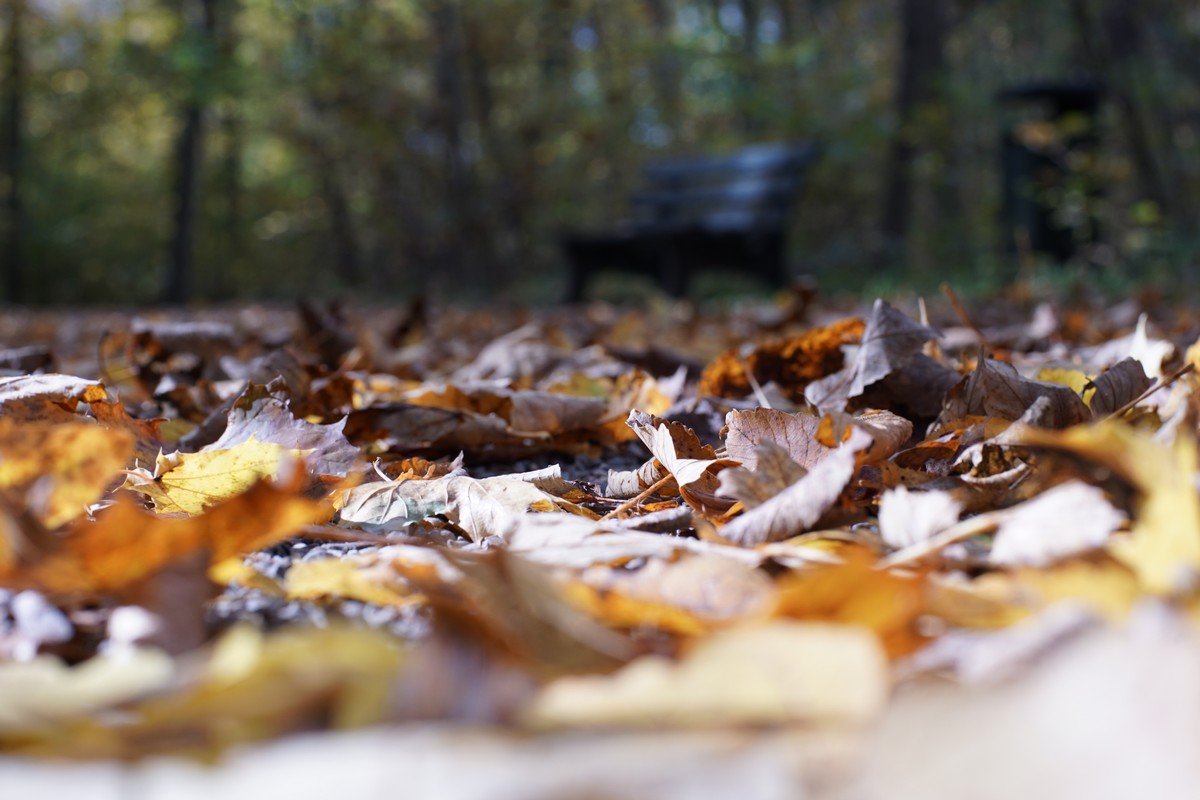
[2, 0, 25, 303]
[164, 0, 217, 305]
[880, 0, 949, 261]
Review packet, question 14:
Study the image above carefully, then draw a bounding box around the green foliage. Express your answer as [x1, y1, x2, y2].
[2, 1, 1199, 304]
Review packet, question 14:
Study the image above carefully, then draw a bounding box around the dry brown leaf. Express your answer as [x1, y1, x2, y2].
[805, 300, 941, 414]
[717, 441, 807, 510]
[0, 374, 107, 423]
[1085, 357, 1153, 417]
[723, 408, 830, 470]
[337, 474, 584, 541]
[938, 359, 1091, 429]
[719, 427, 871, 545]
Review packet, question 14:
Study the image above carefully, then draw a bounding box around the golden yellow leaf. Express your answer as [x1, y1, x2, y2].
[0, 420, 133, 528]
[124, 436, 309, 515]
[775, 547, 928, 658]
[24, 478, 329, 596]
[285, 556, 418, 608]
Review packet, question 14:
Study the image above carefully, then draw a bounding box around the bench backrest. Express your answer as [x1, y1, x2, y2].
[630, 141, 819, 233]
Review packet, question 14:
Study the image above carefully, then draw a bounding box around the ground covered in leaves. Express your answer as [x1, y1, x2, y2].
[2, 289, 1200, 797]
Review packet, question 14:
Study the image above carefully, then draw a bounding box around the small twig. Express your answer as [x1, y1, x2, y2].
[940, 282, 992, 360]
[1104, 361, 1195, 421]
[738, 357, 773, 409]
[600, 472, 675, 520]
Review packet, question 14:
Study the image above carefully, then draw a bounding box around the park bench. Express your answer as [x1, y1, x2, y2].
[562, 141, 820, 301]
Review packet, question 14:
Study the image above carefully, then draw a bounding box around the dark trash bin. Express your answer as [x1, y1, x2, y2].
[999, 82, 1103, 261]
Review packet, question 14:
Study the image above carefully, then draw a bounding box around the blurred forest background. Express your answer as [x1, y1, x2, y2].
[2, 0, 1200, 305]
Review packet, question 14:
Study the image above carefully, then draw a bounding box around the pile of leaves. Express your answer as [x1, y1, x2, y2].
[1, 291, 1198, 760]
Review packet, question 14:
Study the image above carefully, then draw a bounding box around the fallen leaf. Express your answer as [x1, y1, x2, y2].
[123, 436, 309, 515]
[0, 374, 106, 423]
[723, 408, 830, 470]
[989, 481, 1126, 567]
[937, 359, 1091, 429]
[719, 427, 872, 545]
[878, 485, 963, 549]
[337, 473, 583, 541]
[525, 621, 887, 728]
[22, 479, 329, 596]
[208, 384, 362, 478]
[1085, 357, 1153, 417]
[1019, 423, 1200, 594]
[0, 420, 132, 528]
[805, 300, 940, 413]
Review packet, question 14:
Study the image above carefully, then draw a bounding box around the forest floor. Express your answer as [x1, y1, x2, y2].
[1, 285, 1199, 798]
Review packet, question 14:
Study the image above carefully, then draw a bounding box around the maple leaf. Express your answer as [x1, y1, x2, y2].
[122, 436, 311, 515]
[208, 383, 361, 478]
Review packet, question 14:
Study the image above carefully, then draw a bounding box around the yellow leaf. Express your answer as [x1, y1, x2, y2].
[0, 420, 133, 528]
[525, 621, 887, 728]
[1036, 366, 1092, 398]
[125, 436, 308, 515]
[25, 478, 329, 595]
[285, 556, 418, 608]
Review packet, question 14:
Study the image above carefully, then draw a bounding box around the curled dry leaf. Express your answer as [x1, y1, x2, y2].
[337, 473, 585, 541]
[938, 359, 1091, 429]
[717, 441, 807, 510]
[989, 481, 1127, 568]
[805, 300, 940, 414]
[719, 427, 872, 545]
[723, 408, 830, 470]
[1085, 357, 1153, 417]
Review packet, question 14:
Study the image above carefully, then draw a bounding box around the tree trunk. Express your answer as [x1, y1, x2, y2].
[214, 0, 242, 299]
[644, 0, 683, 135]
[879, 0, 948, 261]
[430, 0, 475, 287]
[164, 0, 217, 305]
[2, 0, 25, 303]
